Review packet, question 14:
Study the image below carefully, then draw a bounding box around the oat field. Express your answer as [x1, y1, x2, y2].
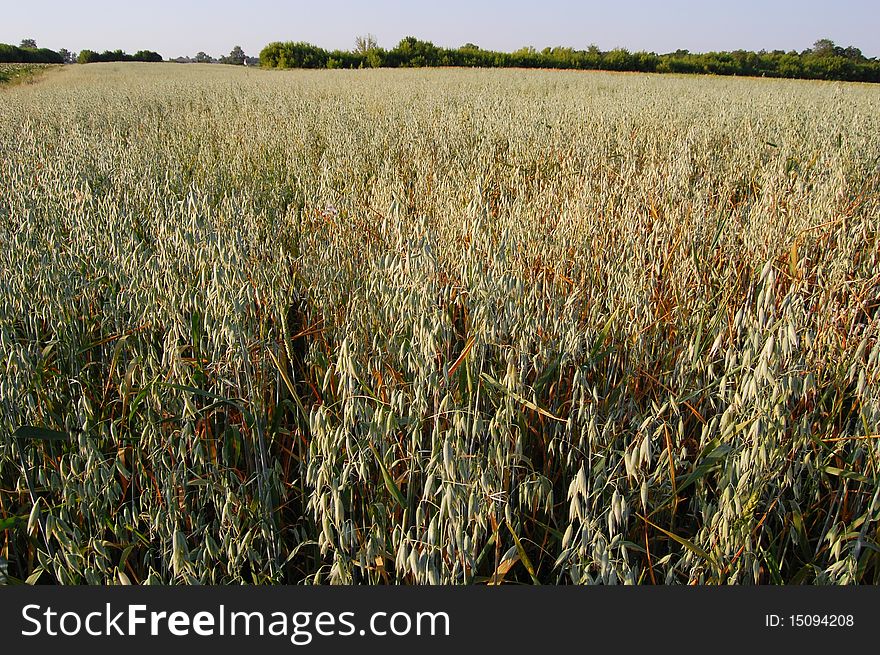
[1, 63, 879, 584]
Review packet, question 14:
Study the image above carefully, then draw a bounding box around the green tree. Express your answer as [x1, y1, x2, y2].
[133, 50, 162, 62]
[603, 48, 633, 70]
[19, 38, 37, 49]
[389, 37, 441, 67]
[354, 33, 378, 55]
[811, 38, 836, 57]
[354, 34, 382, 68]
[259, 42, 329, 69]
[841, 46, 863, 60]
[194, 51, 212, 63]
[226, 45, 246, 65]
[77, 49, 98, 64]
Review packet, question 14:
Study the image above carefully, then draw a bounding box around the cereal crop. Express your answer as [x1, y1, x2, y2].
[1, 63, 878, 584]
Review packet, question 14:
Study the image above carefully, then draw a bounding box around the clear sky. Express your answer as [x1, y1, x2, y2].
[3, 0, 878, 59]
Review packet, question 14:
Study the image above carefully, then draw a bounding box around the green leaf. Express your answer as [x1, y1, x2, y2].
[26, 499, 41, 536]
[119, 544, 135, 570]
[172, 530, 189, 576]
[160, 382, 241, 404]
[590, 309, 620, 361]
[640, 514, 714, 565]
[676, 441, 731, 494]
[0, 514, 27, 531]
[710, 210, 730, 250]
[823, 466, 872, 485]
[763, 551, 784, 584]
[789, 501, 812, 562]
[368, 443, 407, 509]
[480, 373, 564, 422]
[533, 354, 562, 392]
[506, 522, 540, 585]
[25, 569, 44, 585]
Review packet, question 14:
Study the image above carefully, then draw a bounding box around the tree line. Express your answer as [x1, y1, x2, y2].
[1, 40, 257, 66]
[0, 41, 66, 64]
[77, 49, 162, 64]
[261, 36, 880, 83]
[0, 39, 162, 65]
[3, 36, 877, 83]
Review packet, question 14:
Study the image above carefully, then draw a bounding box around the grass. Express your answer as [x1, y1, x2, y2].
[0, 63, 56, 87]
[0, 63, 878, 585]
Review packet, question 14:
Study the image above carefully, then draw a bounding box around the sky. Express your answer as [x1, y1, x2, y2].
[2, 0, 878, 59]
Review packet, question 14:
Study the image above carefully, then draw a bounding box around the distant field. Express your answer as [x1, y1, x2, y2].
[1, 63, 878, 584]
